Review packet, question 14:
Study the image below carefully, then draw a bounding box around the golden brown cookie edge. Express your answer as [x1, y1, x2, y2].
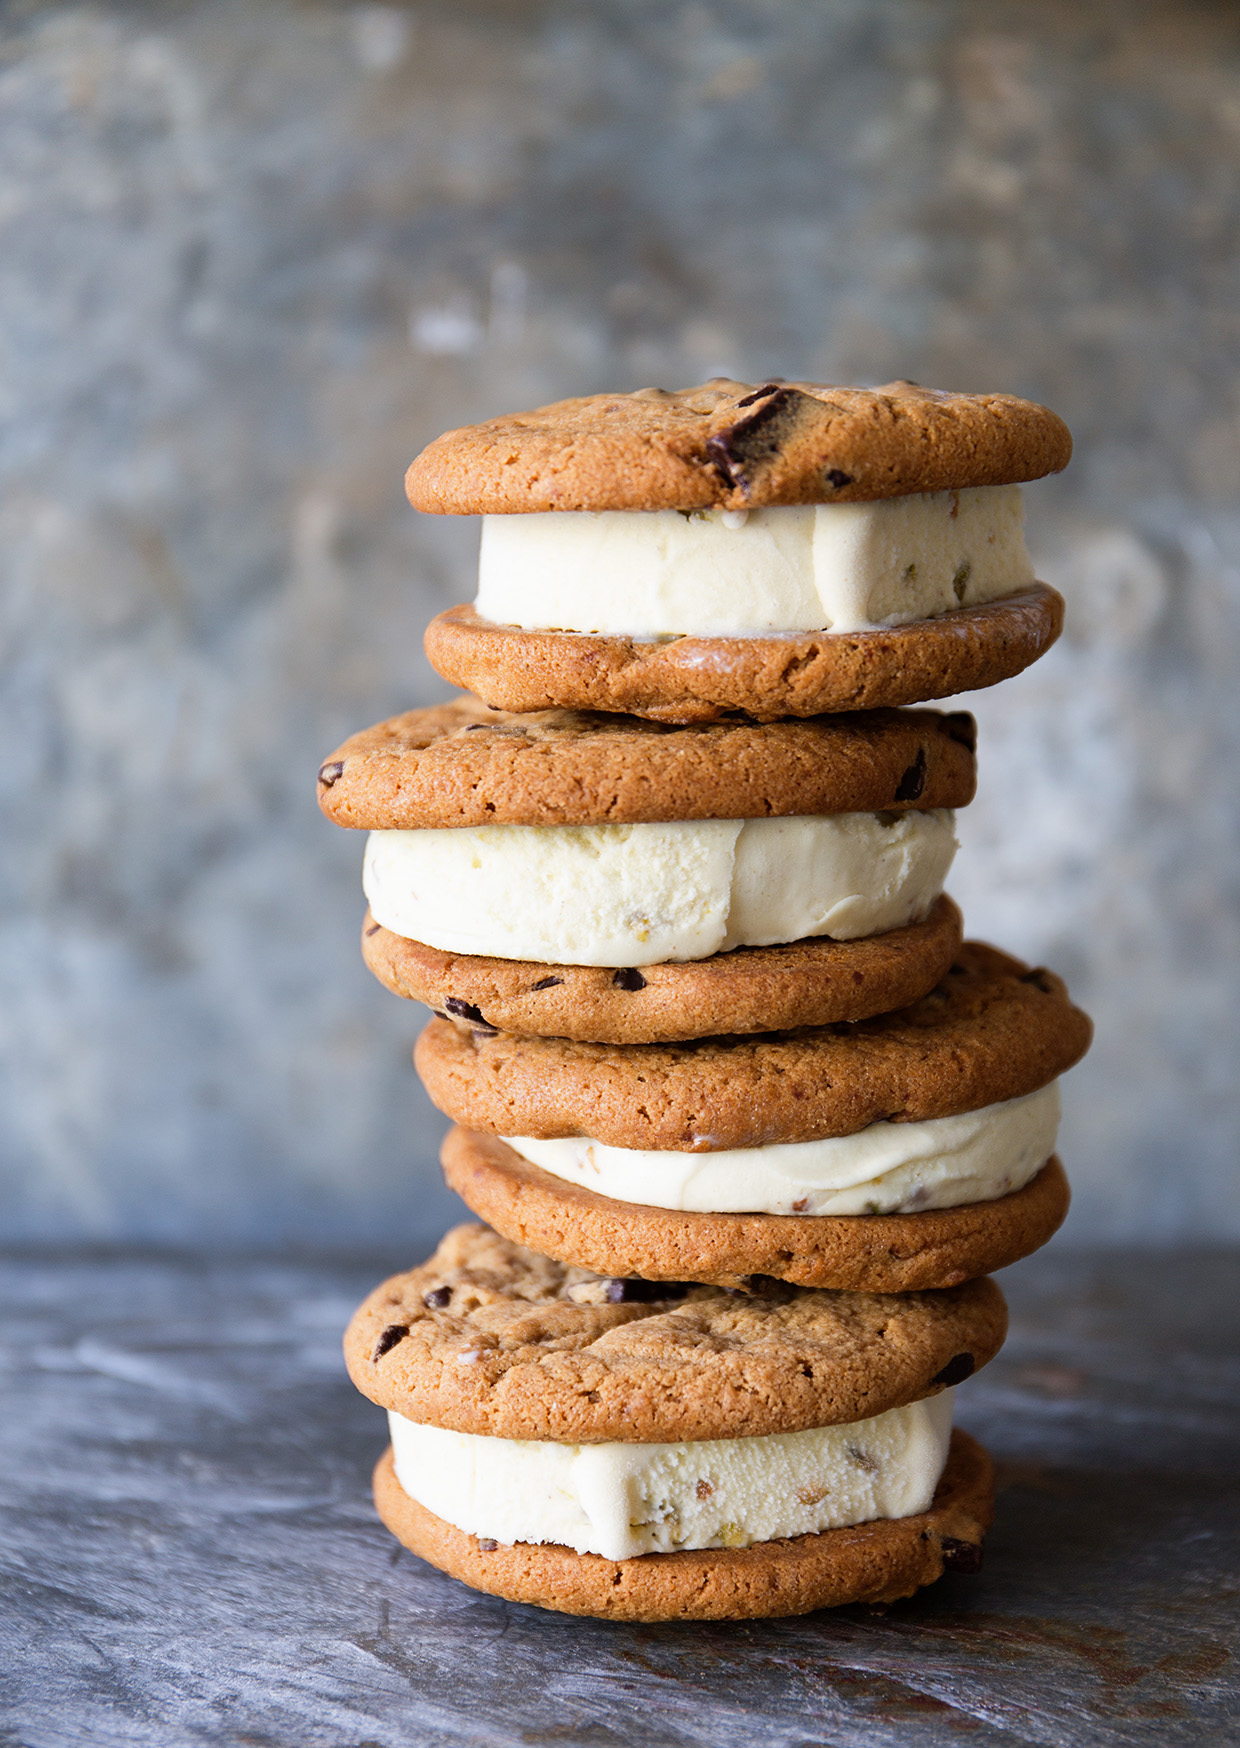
[363, 896, 963, 1042]
[422, 587, 1064, 723]
[372, 1429, 996, 1620]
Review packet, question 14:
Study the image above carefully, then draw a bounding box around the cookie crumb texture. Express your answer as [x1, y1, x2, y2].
[362, 894, 963, 1043]
[441, 1130, 1071, 1292]
[372, 1428, 995, 1619]
[422, 587, 1063, 724]
[317, 695, 977, 830]
[415, 942, 1093, 1152]
[344, 1223, 1007, 1442]
[405, 380, 1071, 514]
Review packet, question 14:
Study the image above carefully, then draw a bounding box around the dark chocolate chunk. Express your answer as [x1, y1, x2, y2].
[931, 1352, 975, 1387]
[364, 922, 382, 937]
[318, 761, 344, 787]
[612, 968, 647, 991]
[530, 976, 564, 992]
[894, 748, 928, 802]
[603, 1278, 692, 1303]
[735, 383, 782, 409]
[940, 1537, 984, 1575]
[942, 712, 977, 753]
[463, 722, 489, 731]
[372, 1324, 409, 1361]
[476, 1538, 498, 1552]
[705, 386, 818, 495]
[422, 1286, 452, 1310]
[444, 996, 496, 1033]
[824, 468, 854, 488]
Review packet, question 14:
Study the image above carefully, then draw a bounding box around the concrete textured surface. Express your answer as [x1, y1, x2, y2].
[2, 0, 1239, 1244]
[2, 1245, 1236, 1746]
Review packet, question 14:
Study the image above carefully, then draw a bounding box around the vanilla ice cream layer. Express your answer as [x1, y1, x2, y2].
[363, 810, 956, 967]
[389, 1390, 954, 1562]
[475, 486, 1033, 638]
[506, 1082, 1060, 1216]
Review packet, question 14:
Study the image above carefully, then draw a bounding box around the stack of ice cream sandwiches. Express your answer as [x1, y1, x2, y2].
[319, 378, 1092, 1621]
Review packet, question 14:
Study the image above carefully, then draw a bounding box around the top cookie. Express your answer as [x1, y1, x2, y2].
[345, 1223, 1007, 1443]
[318, 693, 976, 830]
[406, 380, 1072, 515]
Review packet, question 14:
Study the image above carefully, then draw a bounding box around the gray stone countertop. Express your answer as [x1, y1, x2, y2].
[2, 1245, 1236, 1748]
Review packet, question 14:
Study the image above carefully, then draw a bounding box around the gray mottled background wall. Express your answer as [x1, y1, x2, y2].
[3, 0, 1239, 1249]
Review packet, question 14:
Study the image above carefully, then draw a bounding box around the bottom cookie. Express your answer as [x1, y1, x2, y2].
[361, 896, 963, 1043]
[441, 1127, 1070, 1291]
[373, 1428, 995, 1621]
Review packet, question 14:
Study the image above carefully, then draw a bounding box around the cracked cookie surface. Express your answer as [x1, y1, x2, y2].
[317, 694, 976, 829]
[345, 1223, 1007, 1442]
[406, 379, 1071, 514]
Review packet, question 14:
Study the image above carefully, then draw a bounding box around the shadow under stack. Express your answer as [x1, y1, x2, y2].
[318, 378, 1091, 1621]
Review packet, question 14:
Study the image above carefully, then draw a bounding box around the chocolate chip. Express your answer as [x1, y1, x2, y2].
[372, 1324, 408, 1361]
[894, 748, 927, 802]
[444, 997, 495, 1034]
[318, 761, 344, 787]
[423, 1287, 452, 1310]
[604, 1278, 692, 1303]
[530, 976, 564, 992]
[735, 383, 782, 408]
[476, 1538, 498, 1552]
[931, 1352, 975, 1387]
[705, 385, 817, 494]
[1020, 969, 1057, 994]
[824, 468, 853, 488]
[942, 713, 977, 753]
[940, 1537, 983, 1575]
[463, 722, 489, 731]
[364, 922, 381, 937]
[612, 968, 647, 991]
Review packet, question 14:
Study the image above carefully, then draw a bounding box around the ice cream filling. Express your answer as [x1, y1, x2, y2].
[475, 486, 1034, 638]
[389, 1390, 955, 1561]
[363, 809, 957, 967]
[505, 1083, 1060, 1217]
